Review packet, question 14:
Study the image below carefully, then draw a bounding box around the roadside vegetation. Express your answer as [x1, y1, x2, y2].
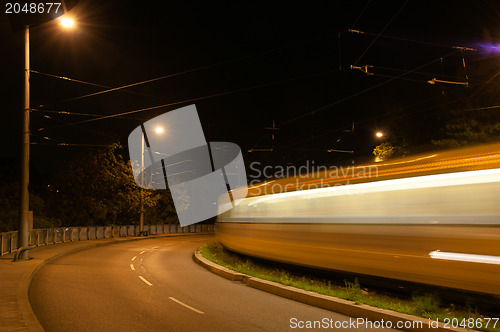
[0, 143, 179, 232]
[201, 242, 500, 332]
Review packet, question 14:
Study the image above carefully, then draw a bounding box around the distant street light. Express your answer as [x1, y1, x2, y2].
[18, 19, 76, 260]
[376, 131, 384, 138]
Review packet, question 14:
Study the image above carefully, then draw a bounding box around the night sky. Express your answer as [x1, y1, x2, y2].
[2, 0, 500, 178]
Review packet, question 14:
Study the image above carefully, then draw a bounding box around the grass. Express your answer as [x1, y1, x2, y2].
[200, 242, 500, 332]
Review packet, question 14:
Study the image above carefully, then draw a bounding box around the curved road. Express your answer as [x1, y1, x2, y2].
[29, 235, 394, 331]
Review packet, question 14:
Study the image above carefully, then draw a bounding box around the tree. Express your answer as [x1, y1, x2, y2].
[373, 142, 394, 161]
[432, 115, 500, 148]
[372, 141, 408, 162]
[49, 143, 166, 226]
[145, 189, 178, 225]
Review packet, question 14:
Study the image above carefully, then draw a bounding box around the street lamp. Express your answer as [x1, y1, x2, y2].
[18, 19, 75, 260]
[375, 131, 384, 138]
[60, 18, 75, 28]
[139, 126, 164, 235]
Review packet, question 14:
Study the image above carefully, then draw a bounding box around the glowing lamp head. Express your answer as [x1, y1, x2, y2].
[60, 18, 75, 28]
[155, 127, 164, 134]
[376, 132, 384, 138]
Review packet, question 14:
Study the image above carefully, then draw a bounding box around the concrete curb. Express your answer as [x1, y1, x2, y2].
[18, 232, 212, 332]
[193, 250, 472, 332]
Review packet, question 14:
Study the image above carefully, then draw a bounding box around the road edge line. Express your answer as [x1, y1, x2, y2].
[193, 250, 472, 332]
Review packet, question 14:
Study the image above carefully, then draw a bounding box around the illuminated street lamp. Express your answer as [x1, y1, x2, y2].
[60, 17, 75, 28]
[139, 126, 165, 235]
[375, 131, 384, 138]
[18, 19, 76, 260]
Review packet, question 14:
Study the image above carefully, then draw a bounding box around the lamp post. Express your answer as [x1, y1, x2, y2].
[140, 133, 144, 235]
[18, 18, 75, 260]
[139, 126, 164, 236]
[18, 25, 30, 260]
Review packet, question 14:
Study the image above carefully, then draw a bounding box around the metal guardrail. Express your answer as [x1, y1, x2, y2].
[0, 223, 214, 256]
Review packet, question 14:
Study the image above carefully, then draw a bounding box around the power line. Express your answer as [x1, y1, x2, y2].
[39, 33, 340, 107]
[34, 109, 103, 117]
[33, 108, 144, 121]
[31, 142, 113, 147]
[30, 70, 152, 101]
[369, 72, 432, 84]
[30, 70, 117, 89]
[348, 29, 477, 51]
[32, 112, 118, 139]
[280, 50, 460, 127]
[37, 68, 338, 132]
[350, 0, 373, 29]
[30, 133, 115, 147]
[365, 63, 500, 88]
[352, 0, 409, 66]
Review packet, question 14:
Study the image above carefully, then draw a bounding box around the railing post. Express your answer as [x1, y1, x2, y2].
[62, 228, 65, 242]
[10, 232, 14, 253]
[0, 233, 3, 255]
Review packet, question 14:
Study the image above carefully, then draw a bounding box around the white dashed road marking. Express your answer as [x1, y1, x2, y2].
[169, 297, 204, 314]
[138, 276, 153, 286]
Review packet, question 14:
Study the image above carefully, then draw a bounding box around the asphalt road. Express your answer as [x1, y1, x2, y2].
[29, 235, 395, 331]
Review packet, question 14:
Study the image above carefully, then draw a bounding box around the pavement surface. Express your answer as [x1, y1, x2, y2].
[0, 234, 205, 332]
[26, 234, 394, 331]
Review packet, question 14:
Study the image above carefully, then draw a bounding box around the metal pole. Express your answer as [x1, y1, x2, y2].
[18, 25, 30, 260]
[139, 133, 144, 234]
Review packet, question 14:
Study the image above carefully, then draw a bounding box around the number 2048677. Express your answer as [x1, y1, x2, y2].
[5, 2, 62, 14]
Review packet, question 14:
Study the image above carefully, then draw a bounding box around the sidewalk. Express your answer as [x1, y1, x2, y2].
[0, 233, 207, 332]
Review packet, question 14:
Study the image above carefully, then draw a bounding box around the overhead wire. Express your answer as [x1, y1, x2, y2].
[31, 142, 113, 147]
[29, 70, 153, 101]
[33, 108, 145, 121]
[280, 50, 460, 127]
[36, 68, 339, 132]
[350, 0, 373, 29]
[31, 70, 119, 90]
[352, 0, 409, 66]
[349, 30, 477, 51]
[30, 133, 106, 147]
[32, 110, 118, 139]
[39, 32, 340, 107]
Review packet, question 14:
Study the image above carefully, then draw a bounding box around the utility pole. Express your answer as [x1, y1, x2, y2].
[18, 25, 30, 260]
[140, 133, 144, 235]
[248, 120, 278, 152]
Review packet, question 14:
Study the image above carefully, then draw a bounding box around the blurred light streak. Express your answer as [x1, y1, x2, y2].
[429, 251, 500, 265]
[246, 168, 500, 206]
